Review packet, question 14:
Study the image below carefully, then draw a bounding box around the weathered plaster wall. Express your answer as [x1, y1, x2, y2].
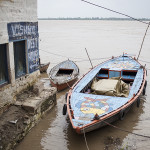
[0, 0, 37, 44]
[0, 0, 39, 108]
[0, 71, 40, 108]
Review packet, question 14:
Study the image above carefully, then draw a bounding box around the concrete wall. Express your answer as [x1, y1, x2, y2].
[0, 0, 40, 108]
[0, 71, 40, 107]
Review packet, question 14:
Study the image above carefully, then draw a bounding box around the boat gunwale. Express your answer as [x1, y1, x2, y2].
[39, 62, 50, 73]
[40, 62, 50, 67]
[50, 74, 79, 86]
[49, 60, 79, 76]
[49, 59, 79, 84]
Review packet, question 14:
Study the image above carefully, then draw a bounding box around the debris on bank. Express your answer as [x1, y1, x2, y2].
[0, 79, 57, 150]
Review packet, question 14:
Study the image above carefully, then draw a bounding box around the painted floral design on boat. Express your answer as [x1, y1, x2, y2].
[111, 61, 134, 69]
[79, 97, 113, 115]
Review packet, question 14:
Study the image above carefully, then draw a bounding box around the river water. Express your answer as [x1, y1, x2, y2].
[16, 20, 150, 150]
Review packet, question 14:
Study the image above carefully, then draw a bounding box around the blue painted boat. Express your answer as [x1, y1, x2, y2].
[64, 55, 147, 134]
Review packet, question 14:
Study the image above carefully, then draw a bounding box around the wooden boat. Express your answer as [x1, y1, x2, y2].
[63, 54, 147, 134]
[48, 60, 79, 91]
[40, 62, 50, 73]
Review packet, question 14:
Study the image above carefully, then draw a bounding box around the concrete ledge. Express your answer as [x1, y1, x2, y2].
[22, 87, 56, 114]
[0, 70, 40, 108]
[0, 81, 57, 150]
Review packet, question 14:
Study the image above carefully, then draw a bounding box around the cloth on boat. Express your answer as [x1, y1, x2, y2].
[91, 77, 129, 97]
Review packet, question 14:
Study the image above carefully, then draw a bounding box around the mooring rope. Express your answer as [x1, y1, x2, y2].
[139, 59, 150, 64]
[66, 81, 72, 89]
[99, 119, 150, 139]
[137, 22, 150, 60]
[83, 127, 90, 150]
[81, 118, 150, 150]
[80, 0, 150, 61]
[40, 48, 111, 63]
[74, 57, 111, 63]
[81, 0, 149, 25]
[40, 49, 83, 60]
[40, 49, 150, 69]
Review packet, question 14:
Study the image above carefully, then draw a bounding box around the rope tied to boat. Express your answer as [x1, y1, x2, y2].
[65, 81, 72, 89]
[82, 118, 150, 150]
[99, 118, 150, 139]
[137, 22, 150, 60]
[83, 127, 90, 150]
[81, 0, 150, 25]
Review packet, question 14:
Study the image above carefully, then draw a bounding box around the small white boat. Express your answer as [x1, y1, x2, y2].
[48, 60, 79, 91]
[40, 62, 50, 73]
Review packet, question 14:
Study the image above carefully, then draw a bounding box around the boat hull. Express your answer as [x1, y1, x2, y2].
[50, 78, 78, 91]
[40, 62, 50, 73]
[66, 55, 147, 134]
[76, 102, 133, 134]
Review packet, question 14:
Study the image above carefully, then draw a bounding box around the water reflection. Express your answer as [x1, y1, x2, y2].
[41, 90, 69, 150]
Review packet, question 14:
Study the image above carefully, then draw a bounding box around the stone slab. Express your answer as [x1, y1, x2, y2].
[22, 87, 57, 114]
[33, 81, 44, 95]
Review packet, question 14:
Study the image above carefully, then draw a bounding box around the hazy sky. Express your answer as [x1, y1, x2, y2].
[38, 0, 150, 18]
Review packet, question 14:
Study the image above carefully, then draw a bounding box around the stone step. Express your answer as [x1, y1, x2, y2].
[19, 87, 57, 114]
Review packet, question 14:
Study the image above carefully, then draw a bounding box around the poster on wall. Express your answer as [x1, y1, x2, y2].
[7, 22, 39, 73]
[7, 22, 38, 41]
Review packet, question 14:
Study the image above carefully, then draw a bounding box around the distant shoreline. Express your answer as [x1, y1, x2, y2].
[38, 17, 150, 21]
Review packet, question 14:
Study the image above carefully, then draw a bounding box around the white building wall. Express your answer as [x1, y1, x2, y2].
[0, 0, 37, 44]
[0, 0, 40, 108]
